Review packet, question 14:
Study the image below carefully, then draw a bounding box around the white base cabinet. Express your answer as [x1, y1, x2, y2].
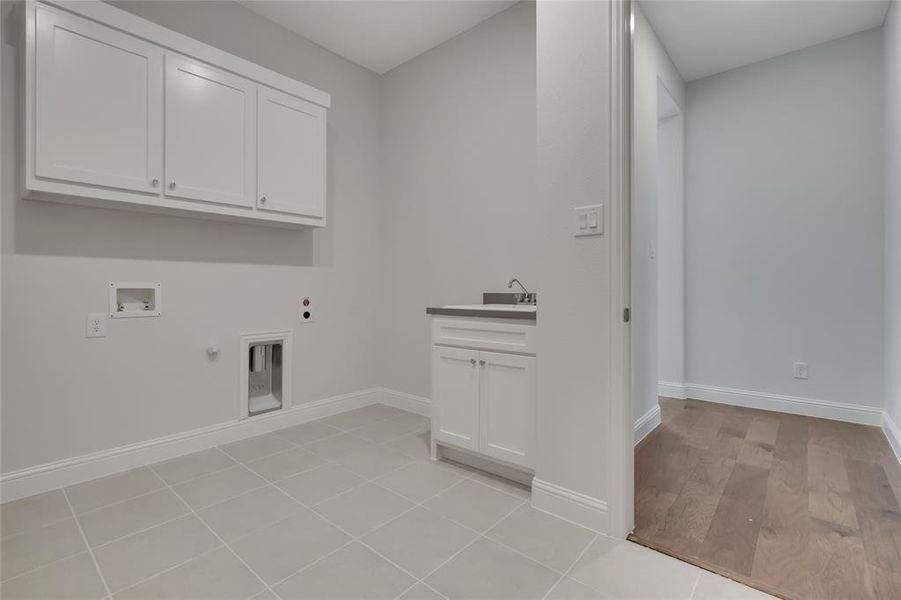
[20, 0, 329, 228]
[430, 318, 536, 470]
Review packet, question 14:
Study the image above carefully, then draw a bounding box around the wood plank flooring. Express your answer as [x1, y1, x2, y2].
[630, 398, 901, 600]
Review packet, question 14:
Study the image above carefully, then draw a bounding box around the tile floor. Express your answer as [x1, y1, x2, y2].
[1, 404, 774, 599]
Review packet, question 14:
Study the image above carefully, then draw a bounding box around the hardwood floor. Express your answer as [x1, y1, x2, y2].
[630, 398, 901, 600]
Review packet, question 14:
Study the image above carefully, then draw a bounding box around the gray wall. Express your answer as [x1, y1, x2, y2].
[378, 2, 537, 397]
[885, 1, 901, 431]
[1, 1, 383, 472]
[684, 29, 884, 407]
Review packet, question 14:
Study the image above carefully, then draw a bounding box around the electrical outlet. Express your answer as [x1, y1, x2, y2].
[86, 313, 107, 338]
[793, 362, 809, 380]
[300, 297, 313, 323]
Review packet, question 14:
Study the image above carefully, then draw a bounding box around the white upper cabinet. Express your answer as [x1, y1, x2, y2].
[21, 1, 330, 228]
[34, 6, 162, 194]
[164, 55, 255, 208]
[257, 87, 326, 218]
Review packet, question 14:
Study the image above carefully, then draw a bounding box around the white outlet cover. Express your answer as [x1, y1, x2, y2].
[574, 204, 604, 237]
[86, 313, 107, 338]
[793, 362, 809, 380]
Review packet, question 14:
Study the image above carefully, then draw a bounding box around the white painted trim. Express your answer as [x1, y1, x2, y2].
[375, 388, 431, 416]
[633, 404, 661, 445]
[531, 478, 609, 534]
[883, 412, 901, 465]
[669, 382, 884, 426]
[0, 388, 380, 503]
[658, 381, 687, 399]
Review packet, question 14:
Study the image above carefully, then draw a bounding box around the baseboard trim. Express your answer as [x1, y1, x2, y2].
[657, 381, 687, 399]
[633, 404, 661, 445]
[531, 478, 609, 534]
[883, 413, 901, 465]
[663, 382, 883, 426]
[0, 388, 382, 503]
[376, 388, 431, 416]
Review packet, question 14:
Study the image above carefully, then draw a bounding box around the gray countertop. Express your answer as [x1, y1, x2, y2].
[426, 305, 537, 320]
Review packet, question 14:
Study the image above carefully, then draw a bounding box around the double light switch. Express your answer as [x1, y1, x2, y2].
[574, 204, 604, 237]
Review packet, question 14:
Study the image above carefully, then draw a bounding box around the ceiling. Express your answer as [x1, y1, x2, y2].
[239, 0, 518, 75]
[639, 0, 890, 82]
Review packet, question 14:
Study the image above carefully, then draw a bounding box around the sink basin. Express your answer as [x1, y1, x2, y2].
[443, 304, 536, 312]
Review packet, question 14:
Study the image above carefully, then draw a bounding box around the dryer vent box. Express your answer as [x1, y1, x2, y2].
[240, 331, 293, 419]
[109, 282, 162, 318]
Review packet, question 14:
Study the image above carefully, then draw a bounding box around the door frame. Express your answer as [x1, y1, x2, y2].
[608, 0, 635, 539]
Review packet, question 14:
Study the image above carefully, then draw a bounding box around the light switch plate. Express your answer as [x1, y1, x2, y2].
[574, 204, 604, 237]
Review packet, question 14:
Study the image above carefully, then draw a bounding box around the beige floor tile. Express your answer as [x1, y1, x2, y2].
[231, 511, 350, 584]
[375, 461, 466, 503]
[173, 465, 267, 511]
[78, 488, 189, 547]
[114, 547, 264, 599]
[198, 486, 305, 542]
[93, 515, 220, 593]
[320, 408, 381, 431]
[276, 464, 364, 506]
[568, 538, 699, 600]
[398, 583, 447, 600]
[358, 404, 414, 421]
[384, 431, 432, 459]
[469, 471, 532, 500]
[0, 491, 71, 538]
[66, 467, 164, 514]
[219, 434, 294, 463]
[545, 577, 603, 599]
[251, 590, 278, 600]
[245, 447, 325, 482]
[304, 433, 377, 460]
[390, 412, 431, 431]
[275, 421, 342, 445]
[1, 518, 86, 581]
[314, 483, 414, 536]
[426, 537, 559, 600]
[273, 542, 415, 600]
[693, 572, 776, 599]
[487, 505, 595, 571]
[424, 480, 523, 532]
[0, 553, 106, 599]
[336, 445, 418, 479]
[352, 418, 428, 444]
[152, 448, 237, 485]
[362, 506, 478, 578]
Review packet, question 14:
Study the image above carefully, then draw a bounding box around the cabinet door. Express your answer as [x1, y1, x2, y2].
[257, 87, 326, 218]
[431, 346, 480, 452]
[164, 55, 255, 207]
[34, 6, 162, 194]
[478, 351, 536, 468]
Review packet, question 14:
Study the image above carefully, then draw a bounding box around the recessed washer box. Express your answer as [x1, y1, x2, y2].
[109, 282, 162, 318]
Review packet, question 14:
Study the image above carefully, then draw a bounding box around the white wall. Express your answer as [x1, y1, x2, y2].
[378, 2, 537, 397]
[0, 1, 383, 472]
[534, 0, 613, 515]
[684, 29, 884, 408]
[631, 4, 685, 424]
[885, 1, 901, 432]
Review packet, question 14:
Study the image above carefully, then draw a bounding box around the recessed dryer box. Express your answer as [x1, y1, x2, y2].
[109, 282, 162, 318]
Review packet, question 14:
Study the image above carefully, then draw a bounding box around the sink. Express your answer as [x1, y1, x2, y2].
[443, 304, 536, 312]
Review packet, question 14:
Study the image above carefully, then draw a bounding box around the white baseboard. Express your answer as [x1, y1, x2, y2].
[657, 381, 687, 399]
[663, 382, 883, 427]
[531, 478, 609, 534]
[633, 404, 661, 445]
[0, 388, 382, 503]
[376, 387, 431, 416]
[883, 413, 901, 465]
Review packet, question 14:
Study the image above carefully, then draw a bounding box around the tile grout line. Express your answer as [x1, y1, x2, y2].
[146, 466, 282, 600]
[109, 543, 229, 598]
[62, 488, 114, 599]
[540, 532, 599, 600]
[688, 570, 703, 600]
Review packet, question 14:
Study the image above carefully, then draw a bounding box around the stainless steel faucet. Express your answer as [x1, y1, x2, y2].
[507, 278, 536, 305]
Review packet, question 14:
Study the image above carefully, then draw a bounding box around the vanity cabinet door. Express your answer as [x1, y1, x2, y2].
[431, 346, 480, 452]
[478, 351, 535, 468]
[164, 54, 255, 207]
[34, 6, 163, 194]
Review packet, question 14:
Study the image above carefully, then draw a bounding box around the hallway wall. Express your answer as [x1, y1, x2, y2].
[884, 1, 901, 439]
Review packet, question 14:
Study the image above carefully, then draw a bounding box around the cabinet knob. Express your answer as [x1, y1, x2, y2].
[169, 181, 176, 190]
[470, 358, 477, 365]
[260, 196, 267, 204]
[150, 178, 159, 187]
[479, 360, 486, 366]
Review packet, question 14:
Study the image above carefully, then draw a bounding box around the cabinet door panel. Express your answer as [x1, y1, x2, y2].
[35, 6, 162, 193]
[258, 87, 326, 218]
[164, 55, 255, 207]
[431, 346, 480, 452]
[478, 351, 535, 468]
